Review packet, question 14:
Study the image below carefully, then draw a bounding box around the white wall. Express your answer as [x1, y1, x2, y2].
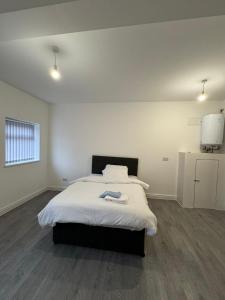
[0, 81, 223, 214]
[48, 101, 224, 199]
[0, 81, 49, 214]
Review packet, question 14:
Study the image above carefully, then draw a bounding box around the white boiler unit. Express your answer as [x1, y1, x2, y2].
[201, 113, 224, 146]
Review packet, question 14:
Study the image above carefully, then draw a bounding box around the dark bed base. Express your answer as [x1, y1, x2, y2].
[53, 223, 145, 257]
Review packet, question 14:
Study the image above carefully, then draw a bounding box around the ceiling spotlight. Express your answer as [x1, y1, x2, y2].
[197, 79, 208, 102]
[50, 47, 61, 80]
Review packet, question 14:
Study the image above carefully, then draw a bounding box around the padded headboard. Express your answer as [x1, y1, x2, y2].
[92, 155, 138, 176]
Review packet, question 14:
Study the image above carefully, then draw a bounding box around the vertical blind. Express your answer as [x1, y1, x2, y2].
[5, 118, 40, 166]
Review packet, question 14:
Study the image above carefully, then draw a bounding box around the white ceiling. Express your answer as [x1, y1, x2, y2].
[0, 0, 73, 13]
[1, 0, 225, 41]
[0, 1, 225, 103]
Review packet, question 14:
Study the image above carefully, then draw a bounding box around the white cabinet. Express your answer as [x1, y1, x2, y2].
[177, 152, 225, 210]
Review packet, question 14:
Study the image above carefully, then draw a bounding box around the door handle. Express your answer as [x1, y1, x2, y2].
[194, 179, 200, 182]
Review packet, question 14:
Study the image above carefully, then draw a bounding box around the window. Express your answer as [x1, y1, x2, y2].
[5, 118, 40, 166]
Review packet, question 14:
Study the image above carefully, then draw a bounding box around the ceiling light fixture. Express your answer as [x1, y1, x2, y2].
[197, 79, 208, 102]
[50, 47, 61, 80]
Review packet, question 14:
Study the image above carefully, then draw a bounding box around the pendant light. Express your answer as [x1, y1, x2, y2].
[197, 79, 208, 102]
[49, 48, 61, 80]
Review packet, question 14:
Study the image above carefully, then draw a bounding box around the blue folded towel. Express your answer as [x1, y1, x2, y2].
[100, 191, 121, 198]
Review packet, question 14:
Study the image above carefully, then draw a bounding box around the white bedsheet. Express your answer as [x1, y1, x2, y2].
[38, 176, 157, 236]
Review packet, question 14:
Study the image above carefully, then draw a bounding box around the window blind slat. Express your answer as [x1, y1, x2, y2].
[21, 122, 23, 161]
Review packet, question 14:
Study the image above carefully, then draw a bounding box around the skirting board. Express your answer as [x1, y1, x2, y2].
[0, 187, 48, 217]
[147, 193, 177, 201]
[48, 185, 66, 191]
[48, 186, 177, 201]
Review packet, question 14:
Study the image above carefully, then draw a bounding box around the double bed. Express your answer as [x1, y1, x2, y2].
[38, 155, 157, 256]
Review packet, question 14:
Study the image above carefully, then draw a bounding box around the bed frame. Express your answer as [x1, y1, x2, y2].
[53, 155, 146, 256]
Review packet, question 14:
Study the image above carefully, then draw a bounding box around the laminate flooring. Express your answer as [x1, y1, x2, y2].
[0, 191, 225, 300]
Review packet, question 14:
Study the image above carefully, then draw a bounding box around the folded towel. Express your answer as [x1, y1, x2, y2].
[100, 191, 121, 198]
[104, 194, 128, 204]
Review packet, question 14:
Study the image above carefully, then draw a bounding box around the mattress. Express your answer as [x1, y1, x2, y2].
[38, 176, 157, 236]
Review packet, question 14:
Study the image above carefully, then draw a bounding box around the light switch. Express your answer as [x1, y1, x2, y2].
[162, 157, 169, 161]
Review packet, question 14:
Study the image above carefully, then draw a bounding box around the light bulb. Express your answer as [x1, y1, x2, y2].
[50, 66, 61, 80]
[197, 92, 207, 102]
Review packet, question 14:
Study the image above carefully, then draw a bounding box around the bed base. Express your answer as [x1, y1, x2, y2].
[53, 223, 145, 257]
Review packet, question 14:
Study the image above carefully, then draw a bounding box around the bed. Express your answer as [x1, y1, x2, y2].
[38, 155, 157, 256]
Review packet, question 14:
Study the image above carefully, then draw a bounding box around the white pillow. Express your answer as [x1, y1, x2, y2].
[102, 164, 129, 180]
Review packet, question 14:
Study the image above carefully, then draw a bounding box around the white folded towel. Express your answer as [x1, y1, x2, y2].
[104, 193, 128, 204]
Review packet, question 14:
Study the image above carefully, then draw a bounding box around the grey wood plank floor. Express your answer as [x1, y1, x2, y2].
[1, 191, 225, 300]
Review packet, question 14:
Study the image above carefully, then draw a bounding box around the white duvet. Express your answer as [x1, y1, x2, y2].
[38, 176, 157, 236]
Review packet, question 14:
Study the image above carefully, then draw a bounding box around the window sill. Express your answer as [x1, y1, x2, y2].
[4, 160, 40, 168]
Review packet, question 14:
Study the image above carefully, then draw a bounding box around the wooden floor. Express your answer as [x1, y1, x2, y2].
[1, 191, 225, 300]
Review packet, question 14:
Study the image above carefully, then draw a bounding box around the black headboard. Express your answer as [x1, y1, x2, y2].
[92, 155, 138, 176]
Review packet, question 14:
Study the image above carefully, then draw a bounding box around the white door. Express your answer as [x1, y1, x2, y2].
[194, 159, 219, 209]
